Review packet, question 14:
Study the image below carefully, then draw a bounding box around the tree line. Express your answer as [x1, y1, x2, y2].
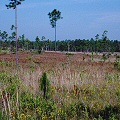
[1, 0, 120, 53]
[0, 29, 120, 53]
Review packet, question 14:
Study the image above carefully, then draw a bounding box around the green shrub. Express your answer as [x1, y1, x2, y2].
[65, 52, 74, 56]
[39, 72, 51, 99]
[0, 48, 2, 54]
[75, 102, 90, 119]
[102, 53, 107, 62]
[20, 92, 35, 111]
[38, 50, 42, 54]
[95, 105, 120, 120]
[65, 104, 76, 119]
[114, 60, 120, 70]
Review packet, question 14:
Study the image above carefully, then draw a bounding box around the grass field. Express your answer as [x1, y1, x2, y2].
[0, 51, 120, 120]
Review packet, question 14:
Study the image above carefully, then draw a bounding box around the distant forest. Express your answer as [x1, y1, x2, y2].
[0, 30, 120, 52]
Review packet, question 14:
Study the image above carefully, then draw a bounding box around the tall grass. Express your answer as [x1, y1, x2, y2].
[0, 52, 120, 119]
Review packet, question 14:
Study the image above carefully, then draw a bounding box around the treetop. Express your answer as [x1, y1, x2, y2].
[6, 0, 25, 9]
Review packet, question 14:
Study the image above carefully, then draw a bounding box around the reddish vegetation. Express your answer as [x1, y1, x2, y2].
[0, 52, 31, 63]
[0, 51, 116, 76]
[0, 51, 119, 93]
[0, 51, 116, 71]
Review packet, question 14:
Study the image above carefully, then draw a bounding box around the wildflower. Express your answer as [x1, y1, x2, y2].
[58, 108, 62, 115]
[26, 114, 31, 118]
[36, 106, 42, 115]
[10, 111, 15, 117]
[50, 115, 54, 120]
[84, 96, 86, 101]
[42, 115, 48, 120]
[19, 113, 26, 120]
[50, 112, 55, 120]
[51, 85, 56, 91]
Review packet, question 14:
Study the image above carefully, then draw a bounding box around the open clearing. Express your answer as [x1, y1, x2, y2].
[0, 51, 120, 119]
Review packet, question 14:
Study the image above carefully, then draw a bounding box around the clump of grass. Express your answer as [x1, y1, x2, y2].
[65, 52, 74, 56]
[114, 60, 120, 70]
[102, 53, 107, 62]
[114, 55, 120, 70]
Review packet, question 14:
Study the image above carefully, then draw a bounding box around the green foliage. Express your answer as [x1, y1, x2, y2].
[114, 60, 120, 70]
[102, 53, 107, 62]
[0, 111, 2, 120]
[65, 52, 74, 56]
[48, 9, 63, 51]
[0, 30, 8, 41]
[0, 71, 120, 119]
[38, 49, 42, 54]
[27, 56, 32, 61]
[6, 0, 25, 9]
[0, 48, 2, 54]
[65, 104, 76, 119]
[48, 9, 63, 28]
[20, 92, 35, 111]
[31, 50, 44, 55]
[0, 72, 18, 85]
[0, 73, 20, 96]
[93, 105, 120, 120]
[39, 72, 51, 99]
[0, 61, 13, 67]
[10, 46, 16, 53]
[75, 102, 90, 119]
[0, 52, 120, 119]
[1, 29, 120, 52]
[114, 55, 120, 70]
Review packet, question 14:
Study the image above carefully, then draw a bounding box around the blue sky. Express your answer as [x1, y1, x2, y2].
[0, 0, 120, 41]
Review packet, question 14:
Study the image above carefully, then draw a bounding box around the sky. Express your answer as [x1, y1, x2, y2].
[0, 0, 120, 41]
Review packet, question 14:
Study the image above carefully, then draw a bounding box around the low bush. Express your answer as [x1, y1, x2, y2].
[114, 60, 120, 70]
[114, 55, 120, 70]
[65, 52, 74, 56]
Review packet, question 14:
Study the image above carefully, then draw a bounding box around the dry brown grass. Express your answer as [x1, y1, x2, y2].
[0, 51, 120, 119]
[0, 51, 119, 93]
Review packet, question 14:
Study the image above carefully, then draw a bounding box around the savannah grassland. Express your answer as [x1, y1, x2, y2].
[0, 51, 120, 120]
